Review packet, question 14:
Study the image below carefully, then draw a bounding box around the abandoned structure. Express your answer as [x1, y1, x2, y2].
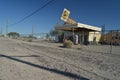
[55, 22, 101, 45]
[55, 8, 102, 45]
[100, 30, 120, 45]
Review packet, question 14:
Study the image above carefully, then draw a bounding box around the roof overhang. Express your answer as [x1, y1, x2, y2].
[77, 23, 101, 31]
[55, 23, 102, 32]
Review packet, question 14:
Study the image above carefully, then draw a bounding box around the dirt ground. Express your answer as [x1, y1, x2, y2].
[0, 37, 120, 80]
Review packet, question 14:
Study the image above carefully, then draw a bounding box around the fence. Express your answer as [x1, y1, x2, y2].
[100, 30, 120, 46]
[81, 30, 120, 54]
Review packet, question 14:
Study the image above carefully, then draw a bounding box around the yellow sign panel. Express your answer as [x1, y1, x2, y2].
[66, 18, 77, 24]
[60, 8, 70, 22]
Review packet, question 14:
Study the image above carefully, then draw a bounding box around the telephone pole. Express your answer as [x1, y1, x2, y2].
[1, 27, 2, 36]
[6, 18, 8, 37]
[32, 24, 34, 37]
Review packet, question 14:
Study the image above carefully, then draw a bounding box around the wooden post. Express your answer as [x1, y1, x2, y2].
[72, 27, 74, 42]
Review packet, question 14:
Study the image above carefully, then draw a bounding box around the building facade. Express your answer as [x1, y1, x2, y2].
[55, 22, 101, 45]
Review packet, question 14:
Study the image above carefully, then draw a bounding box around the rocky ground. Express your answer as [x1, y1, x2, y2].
[0, 37, 120, 80]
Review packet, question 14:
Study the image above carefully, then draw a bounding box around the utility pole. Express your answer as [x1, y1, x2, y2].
[32, 24, 34, 37]
[101, 24, 105, 45]
[102, 24, 105, 35]
[1, 27, 2, 36]
[6, 18, 8, 37]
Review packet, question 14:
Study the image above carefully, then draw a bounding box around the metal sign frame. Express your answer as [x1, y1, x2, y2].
[60, 8, 70, 22]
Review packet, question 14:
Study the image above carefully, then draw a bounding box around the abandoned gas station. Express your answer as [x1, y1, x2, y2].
[55, 22, 101, 45]
[55, 8, 101, 45]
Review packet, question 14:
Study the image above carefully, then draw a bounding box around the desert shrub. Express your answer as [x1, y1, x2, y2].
[22, 38, 26, 41]
[27, 38, 32, 42]
[63, 40, 73, 48]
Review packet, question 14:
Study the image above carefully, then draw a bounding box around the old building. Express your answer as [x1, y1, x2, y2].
[55, 22, 101, 45]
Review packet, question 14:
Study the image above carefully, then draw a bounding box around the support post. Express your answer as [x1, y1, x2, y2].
[72, 27, 74, 42]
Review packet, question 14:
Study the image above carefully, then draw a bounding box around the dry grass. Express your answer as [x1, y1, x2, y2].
[63, 40, 73, 48]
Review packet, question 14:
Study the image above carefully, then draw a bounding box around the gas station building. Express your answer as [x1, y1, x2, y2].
[55, 22, 101, 45]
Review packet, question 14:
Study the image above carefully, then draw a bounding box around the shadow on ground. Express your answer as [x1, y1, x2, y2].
[0, 54, 89, 80]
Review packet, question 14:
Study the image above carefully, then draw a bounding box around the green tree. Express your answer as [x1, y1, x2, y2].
[7, 32, 20, 38]
[46, 33, 50, 39]
[28, 35, 37, 39]
[50, 29, 63, 36]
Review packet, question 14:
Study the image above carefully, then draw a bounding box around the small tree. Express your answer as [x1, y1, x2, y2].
[50, 29, 63, 36]
[46, 33, 50, 39]
[28, 35, 33, 38]
[7, 32, 20, 38]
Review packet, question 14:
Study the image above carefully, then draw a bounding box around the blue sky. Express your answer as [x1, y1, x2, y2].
[0, 0, 120, 34]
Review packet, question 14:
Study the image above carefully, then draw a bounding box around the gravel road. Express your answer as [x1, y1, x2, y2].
[0, 37, 120, 80]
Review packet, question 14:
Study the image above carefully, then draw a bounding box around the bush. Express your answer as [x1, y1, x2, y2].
[27, 38, 32, 42]
[63, 40, 73, 48]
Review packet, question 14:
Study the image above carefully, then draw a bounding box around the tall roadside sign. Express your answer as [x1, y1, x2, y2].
[60, 8, 70, 22]
[60, 8, 77, 25]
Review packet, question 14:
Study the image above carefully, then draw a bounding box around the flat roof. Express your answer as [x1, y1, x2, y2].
[55, 23, 101, 32]
[77, 23, 101, 31]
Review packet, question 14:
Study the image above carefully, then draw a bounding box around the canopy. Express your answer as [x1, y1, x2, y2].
[55, 23, 101, 32]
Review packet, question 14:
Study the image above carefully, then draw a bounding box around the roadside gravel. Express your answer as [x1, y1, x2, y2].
[0, 37, 120, 80]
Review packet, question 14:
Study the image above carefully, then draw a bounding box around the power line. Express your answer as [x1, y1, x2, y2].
[9, 0, 56, 27]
